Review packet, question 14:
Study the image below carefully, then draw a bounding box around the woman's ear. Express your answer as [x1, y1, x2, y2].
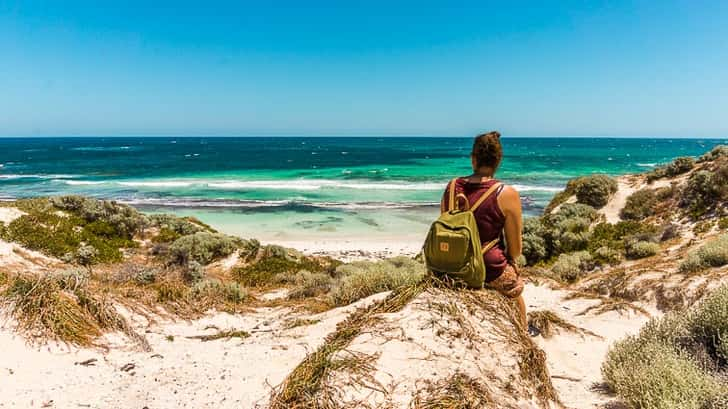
[471, 155, 477, 171]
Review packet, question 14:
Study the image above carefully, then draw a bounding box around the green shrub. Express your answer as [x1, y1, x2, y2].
[660, 223, 681, 242]
[603, 340, 721, 409]
[168, 232, 239, 265]
[625, 241, 660, 259]
[679, 234, 728, 273]
[681, 164, 728, 218]
[152, 227, 182, 243]
[281, 270, 334, 300]
[603, 286, 728, 408]
[522, 217, 547, 265]
[149, 214, 210, 236]
[621, 188, 658, 220]
[1, 199, 139, 264]
[718, 218, 728, 230]
[329, 256, 426, 306]
[574, 175, 618, 209]
[74, 245, 99, 268]
[694, 221, 714, 235]
[689, 285, 728, 362]
[544, 203, 599, 255]
[592, 246, 621, 265]
[49, 195, 148, 238]
[234, 251, 337, 287]
[190, 279, 249, 304]
[184, 261, 205, 282]
[550, 251, 594, 282]
[666, 156, 696, 176]
[698, 145, 728, 163]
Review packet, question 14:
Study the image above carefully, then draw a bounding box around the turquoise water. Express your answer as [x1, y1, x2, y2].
[1, 137, 725, 243]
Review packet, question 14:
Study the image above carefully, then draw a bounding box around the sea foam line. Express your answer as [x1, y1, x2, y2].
[54, 178, 563, 193]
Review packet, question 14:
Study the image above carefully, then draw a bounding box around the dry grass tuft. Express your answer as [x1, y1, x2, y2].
[1, 273, 148, 349]
[430, 285, 560, 407]
[187, 329, 250, 342]
[578, 299, 649, 317]
[284, 318, 321, 330]
[269, 278, 430, 409]
[527, 310, 602, 339]
[410, 372, 496, 409]
[2, 274, 101, 346]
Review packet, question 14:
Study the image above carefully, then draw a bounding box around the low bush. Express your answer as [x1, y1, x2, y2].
[234, 250, 338, 287]
[603, 285, 728, 408]
[574, 175, 618, 209]
[694, 221, 714, 235]
[647, 156, 697, 183]
[621, 188, 658, 220]
[604, 340, 720, 409]
[681, 162, 728, 218]
[184, 260, 205, 282]
[719, 217, 728, 230]
[149, 214, 210, 236]
[522, 217, 547, 265]
[152, 227, 182, 244]
[544, 203, 599, 255]
[665, 156, 696, 176]
[329, 256, 426, 306]
[49, 195, 149, 238]
[168, 232, 240, 265]
[698, 145, 728, 163]
[281, 270, 334, 300]
[190, 279, 249, 304]
[550, 251, 594, 282]
[592, 246, 621, 265]
[679, 234, 728, 273]
[625, 241, 660, 259]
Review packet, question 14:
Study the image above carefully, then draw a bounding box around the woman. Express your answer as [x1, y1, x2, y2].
[440, 131, 526, 327]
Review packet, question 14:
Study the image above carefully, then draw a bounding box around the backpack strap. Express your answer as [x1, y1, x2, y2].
[447, 178, 458, 211]
[481, 237, 500, 254]
[469, 182, 503, 213]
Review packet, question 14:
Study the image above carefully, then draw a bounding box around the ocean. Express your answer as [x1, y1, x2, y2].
[0, 137, 725, 244]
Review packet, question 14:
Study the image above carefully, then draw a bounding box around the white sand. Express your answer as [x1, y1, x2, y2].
[0, 207, 25, 225]
[0, 292, 390, 409]
[263, 238, 423, 261]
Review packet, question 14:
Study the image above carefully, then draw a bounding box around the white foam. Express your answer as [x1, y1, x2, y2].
[206, 180, 443, 191]
[63, 180, 105, 186]
[636, 163, 657, 168]
[118, 181, 194, 188]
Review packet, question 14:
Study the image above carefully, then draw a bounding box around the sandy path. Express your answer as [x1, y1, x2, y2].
[524, 283, 654, 408]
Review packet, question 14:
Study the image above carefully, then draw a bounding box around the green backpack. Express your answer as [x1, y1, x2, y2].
[424, 178, 501, 289]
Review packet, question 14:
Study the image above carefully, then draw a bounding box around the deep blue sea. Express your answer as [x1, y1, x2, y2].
[1, 137, 725, 244]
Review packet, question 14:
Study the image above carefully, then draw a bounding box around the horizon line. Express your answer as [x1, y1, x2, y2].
[0, 135, 726, 139]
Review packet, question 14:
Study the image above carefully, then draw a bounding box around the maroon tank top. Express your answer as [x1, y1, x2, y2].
[441, 178, 508, 282]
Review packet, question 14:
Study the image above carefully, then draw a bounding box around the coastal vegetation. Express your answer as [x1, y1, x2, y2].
[544, 174, 618, 213]
[602, 284, 728, 409]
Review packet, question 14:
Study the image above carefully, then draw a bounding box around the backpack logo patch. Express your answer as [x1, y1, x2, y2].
[439, 242, 449, 252]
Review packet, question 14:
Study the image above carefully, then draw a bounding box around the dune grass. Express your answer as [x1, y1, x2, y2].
[411, 372, 495, 409]
[1, 273, 148, 349]
[269, 280, 429, 409]
[527, 310, 601, 339]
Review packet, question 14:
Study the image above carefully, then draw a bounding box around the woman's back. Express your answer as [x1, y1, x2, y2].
[441, 177, 508, 282]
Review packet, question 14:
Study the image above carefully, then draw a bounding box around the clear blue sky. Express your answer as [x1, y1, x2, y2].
[1, 1, 727, 137]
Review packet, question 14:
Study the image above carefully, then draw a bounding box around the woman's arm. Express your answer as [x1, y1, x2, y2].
[498, 185, 523, 262]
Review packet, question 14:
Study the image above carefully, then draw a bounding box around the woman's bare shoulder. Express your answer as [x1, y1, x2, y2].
[497, 184, 521, 211]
